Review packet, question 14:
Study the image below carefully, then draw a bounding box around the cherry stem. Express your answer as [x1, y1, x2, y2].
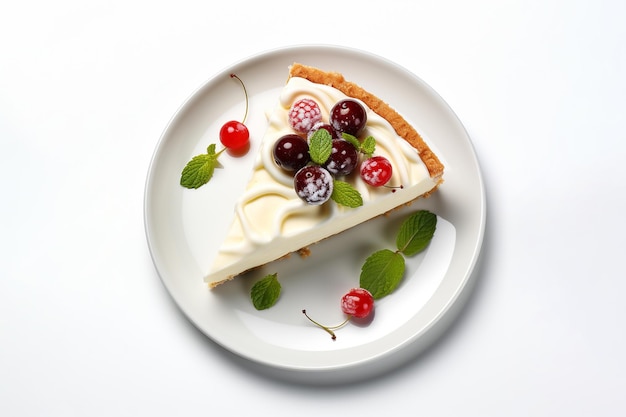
[385, 184, 404, 193]
[230, 73, 249, 124]
[302, 309, 351, 340]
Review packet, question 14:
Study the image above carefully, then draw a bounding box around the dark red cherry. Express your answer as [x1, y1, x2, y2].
[324, 139, 358, 176]
[330, 99, 367, 136]
[307, 122, 341, 141]
[273, 134, 310, 171]
[294, 165, 333, 205]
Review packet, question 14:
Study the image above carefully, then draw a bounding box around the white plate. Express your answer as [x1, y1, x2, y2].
[144, 45, 486, 383]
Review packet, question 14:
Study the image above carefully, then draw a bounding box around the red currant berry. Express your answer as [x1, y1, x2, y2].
[341, 288, 374, 318]
[289, 98, 322, 134]
[219, 120, 250, 150]
[360, 155, 393, 187]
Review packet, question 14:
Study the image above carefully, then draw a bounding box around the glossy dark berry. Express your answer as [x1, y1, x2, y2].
[324, 139, 358, 176]
[273, 134, 310, 171]
[341, 288, 374, 318]
[294, 165, 333, 205]
[360, 155, 393, 187]
[330, 99, 367, 136]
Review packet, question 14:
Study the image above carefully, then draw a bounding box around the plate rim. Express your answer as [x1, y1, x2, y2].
[143, 44, 486, 383]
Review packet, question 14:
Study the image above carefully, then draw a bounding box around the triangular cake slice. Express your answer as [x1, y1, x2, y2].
[205, 63, 444, 288]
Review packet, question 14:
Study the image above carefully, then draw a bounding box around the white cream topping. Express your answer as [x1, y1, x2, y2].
[205, 77, 437, 286]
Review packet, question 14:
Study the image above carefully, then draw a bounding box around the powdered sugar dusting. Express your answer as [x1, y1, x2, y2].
[288, 98, 322, 134]
[294, 165, 333, 205]
[360, 156, 393, 187]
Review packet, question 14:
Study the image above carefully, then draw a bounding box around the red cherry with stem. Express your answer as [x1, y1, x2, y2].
[219, 73, 250, 151]
[302, 288, 375, 340]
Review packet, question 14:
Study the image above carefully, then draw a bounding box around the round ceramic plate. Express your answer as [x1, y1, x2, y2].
[144, 45, 485, 383]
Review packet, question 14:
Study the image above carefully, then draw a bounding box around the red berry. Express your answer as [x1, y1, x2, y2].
[219, 74, 251, 152]
[289, 98, 322, 134]
[360, 155, 393, 187]
[219, 120, 249, 150]
[302, 288, 375, 340]
[341, 288, 374, 318]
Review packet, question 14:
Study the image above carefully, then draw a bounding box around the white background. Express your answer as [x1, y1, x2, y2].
[2, 0, 625, 416]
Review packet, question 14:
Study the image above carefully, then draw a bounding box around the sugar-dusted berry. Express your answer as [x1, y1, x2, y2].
[288, 98, 322, 134]
[294, 165, 333, 205]
[360, 155, 393, 187]
[324, 139, 358, 176]
[340, 288, 374, 318]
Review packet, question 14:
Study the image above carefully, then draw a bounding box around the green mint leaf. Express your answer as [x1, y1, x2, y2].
[359, 249, 406, 299]
[206, 143, 218, 155]
[396, 210, 437, 256]
[180, 144, 223, 189]
[308, 128, 332, 164]
[341, 132, 361, 150]
[341, 132, 376, 157]
[331, 180, 363, 208]
[361, 136, 376, 157]
[250, 273, 281, 310]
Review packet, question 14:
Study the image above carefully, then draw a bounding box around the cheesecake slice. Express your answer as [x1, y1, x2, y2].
[205, 63, 444, 288]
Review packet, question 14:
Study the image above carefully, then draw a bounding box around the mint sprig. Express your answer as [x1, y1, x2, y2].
[359, 249, 405, 299]
[250, 273, 281, 310]
[180, 144, 224, 189]
[308, 128, 332, 164]
[359, 210, 437, 299]
[361, 136, 376, 157]
[341, 133, 376, 157]
[396, 210, 437, 256]
[342, 132, 361, 149]
[331, 180, 363, 208]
